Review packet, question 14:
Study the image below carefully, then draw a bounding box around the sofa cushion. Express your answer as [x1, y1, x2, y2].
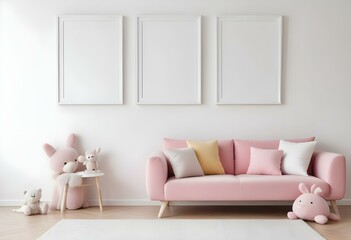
[163, 138, 188, 176]
[234, 137, 315, 175]
[279, 140, 317, 176]
[164, 174, 330, 201]
[218, 140, 235, 175]
[236, 174, 329, 200]
[164, 148, 204, 179]
[186, 140, 225, 175]
[164, 138, 187, 149]
[246, 147, 283, 175]
[163, 138, 234, 174]
[164, 175, 240, 200]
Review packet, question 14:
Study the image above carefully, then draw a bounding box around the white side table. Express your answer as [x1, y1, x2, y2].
[61, 171, 104, 213]
[78, 171, 105, 212]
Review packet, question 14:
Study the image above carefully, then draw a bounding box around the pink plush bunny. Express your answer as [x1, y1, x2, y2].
[43, 134, 88, 210]
[287, 183, 340, 224]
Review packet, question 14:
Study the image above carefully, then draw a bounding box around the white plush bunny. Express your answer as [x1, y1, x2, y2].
[78, 148, 101, 172]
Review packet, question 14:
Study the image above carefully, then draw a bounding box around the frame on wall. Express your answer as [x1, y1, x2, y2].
[137, 15, 201, 104]
[58, 15, 123, 104]
[217, 15, 282, 104]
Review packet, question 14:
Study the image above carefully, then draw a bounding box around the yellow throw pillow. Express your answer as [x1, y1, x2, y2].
[186, 140, 225, 175]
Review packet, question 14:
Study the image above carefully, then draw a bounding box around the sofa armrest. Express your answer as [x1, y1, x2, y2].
[312, 152, 346, 200]
[146, 151, 168, 201]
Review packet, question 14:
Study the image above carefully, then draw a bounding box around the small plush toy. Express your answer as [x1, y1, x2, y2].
[13, 189, 48, 216]
[43, 133, 88, 210]
[287, 183, 340, 224]
[78, 148, 101, 172]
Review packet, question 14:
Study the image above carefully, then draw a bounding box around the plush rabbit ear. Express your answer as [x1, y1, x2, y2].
[43, 143, 56, 157]
[298, 183, 310, 194]
[310, 184, 317, 193]
[96, 147, 101, 153]
[313, 187, 324, 196]
[66, 133, 76, 148]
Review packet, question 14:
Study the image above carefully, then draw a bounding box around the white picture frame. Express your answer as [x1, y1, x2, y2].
[217, 15, 282, 104]
[137, 15, 201, 104]
[58, 15, 123, 104]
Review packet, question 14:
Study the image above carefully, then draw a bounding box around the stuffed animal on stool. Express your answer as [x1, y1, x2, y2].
[288, 183, 340, 224]
[78, 148, 101, 172]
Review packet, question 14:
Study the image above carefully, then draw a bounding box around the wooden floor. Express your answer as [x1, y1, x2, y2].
[0, 205, 350, 240]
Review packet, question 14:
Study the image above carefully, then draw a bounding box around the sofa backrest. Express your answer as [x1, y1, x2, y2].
[234, 137, 315, 175]
[163, 137, 315, 176]
[163, 138, 234, 175]
[234, 140, 280, 175]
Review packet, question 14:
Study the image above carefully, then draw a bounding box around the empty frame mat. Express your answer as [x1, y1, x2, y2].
[58, 15, 123, 104]
[217, 16, 282, 104]
[137, 16, 201, 104]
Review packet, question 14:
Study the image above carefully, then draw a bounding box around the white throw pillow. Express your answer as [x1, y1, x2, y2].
[164, 148, 204, 179]
[279, 140, 317, 176]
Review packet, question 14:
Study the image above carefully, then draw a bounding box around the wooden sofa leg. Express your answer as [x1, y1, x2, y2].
[158, 201, 169, 218]
[330, 200, 341, 218]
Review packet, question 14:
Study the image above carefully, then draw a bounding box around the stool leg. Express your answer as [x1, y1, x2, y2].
[95, 177, 103, 212]
[330, 200, 341, 218]
[61, 183, 68, 213]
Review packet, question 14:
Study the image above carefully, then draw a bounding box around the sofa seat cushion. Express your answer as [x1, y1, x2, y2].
[236, 175, 330, 200]
[164, 175, 240, 201]
[164, 174, 330, 201]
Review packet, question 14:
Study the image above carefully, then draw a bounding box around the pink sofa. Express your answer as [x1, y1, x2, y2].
[146, 138, 346, 218]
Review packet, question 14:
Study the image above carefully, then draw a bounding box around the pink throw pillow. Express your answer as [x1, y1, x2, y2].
[234, 137, 315, 175]
[246, 147, 283, 175]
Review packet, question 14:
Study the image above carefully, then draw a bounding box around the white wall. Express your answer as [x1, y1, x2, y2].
[1, 0, 351, 205]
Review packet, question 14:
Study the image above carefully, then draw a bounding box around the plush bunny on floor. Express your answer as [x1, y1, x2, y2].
[288, 183, 340, 224]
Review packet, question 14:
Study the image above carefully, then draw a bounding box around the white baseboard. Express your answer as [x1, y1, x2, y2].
[2, 199, 351, 207]
[338, 199, 351, 205]
[0, 200, 24, 207]
[86, 199, 351, 207]
[91, 199, 159, 206]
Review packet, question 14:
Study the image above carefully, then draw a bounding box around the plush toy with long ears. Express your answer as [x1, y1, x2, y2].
[43, 133, 88, 210]
[78, 148, 101, 172]
[287, 183, 340, 224]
